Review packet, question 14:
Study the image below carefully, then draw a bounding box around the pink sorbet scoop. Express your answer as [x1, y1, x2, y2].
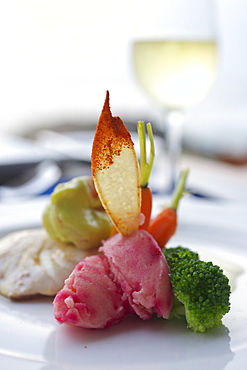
[53, 254, 132, 328]
[100, 230, 173, 320]
[53, 230, 173, 328]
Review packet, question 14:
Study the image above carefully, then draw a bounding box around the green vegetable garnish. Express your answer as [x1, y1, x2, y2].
[137, 121, 155, 187]
[170, 168, 189, 211]
[164, 246, 231, 332]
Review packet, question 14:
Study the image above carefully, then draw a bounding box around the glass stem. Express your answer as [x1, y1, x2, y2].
[165, 110, 184, 193]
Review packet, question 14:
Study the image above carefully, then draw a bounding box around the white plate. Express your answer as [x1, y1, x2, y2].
[0, 199, 247, 370]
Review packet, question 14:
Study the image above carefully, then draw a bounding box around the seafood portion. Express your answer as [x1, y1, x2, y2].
[53, 230, 173, 328]
[0, 228, 90, 300]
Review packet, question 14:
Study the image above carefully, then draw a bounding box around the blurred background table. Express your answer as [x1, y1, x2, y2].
[0, 128, 247, 210]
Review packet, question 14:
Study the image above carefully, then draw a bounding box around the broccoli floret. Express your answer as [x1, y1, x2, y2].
[164, 246, 231, 333]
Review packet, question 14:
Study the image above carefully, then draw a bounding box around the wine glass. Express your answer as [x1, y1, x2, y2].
[131, 0, 217, 193]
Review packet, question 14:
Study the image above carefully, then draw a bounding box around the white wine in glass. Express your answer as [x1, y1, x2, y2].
[131, 0, 218, 192]
[133, 40, 216, 109]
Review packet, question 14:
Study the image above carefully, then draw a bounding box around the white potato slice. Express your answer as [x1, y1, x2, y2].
[91, 91, 141, 235]
[0, 228, 95, 300]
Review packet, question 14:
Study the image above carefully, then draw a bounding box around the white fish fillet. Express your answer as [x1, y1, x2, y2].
[0, 228, 92, 300]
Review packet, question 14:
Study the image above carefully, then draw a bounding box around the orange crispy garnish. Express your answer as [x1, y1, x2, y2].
[91, 91, 141, 235]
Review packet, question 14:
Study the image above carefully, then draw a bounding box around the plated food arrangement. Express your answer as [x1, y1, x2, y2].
[0, 92, 230, 334]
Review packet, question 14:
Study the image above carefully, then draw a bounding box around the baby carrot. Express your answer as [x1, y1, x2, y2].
[140, 186, 153, 230]
[137, 121, 155, 230]
[148, 169, 189, 247]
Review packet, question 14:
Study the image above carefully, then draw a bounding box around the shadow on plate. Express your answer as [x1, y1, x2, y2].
[42, 315, 234, 370]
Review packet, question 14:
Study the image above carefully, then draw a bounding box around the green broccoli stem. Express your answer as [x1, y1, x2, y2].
[170, 168, 189, 211]
[137, 121, 155, 188]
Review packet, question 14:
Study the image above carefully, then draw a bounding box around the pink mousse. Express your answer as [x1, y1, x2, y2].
[100, 230, 173, 320]
[53, 230, 173, 328]
[53, 255, 131, 328]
